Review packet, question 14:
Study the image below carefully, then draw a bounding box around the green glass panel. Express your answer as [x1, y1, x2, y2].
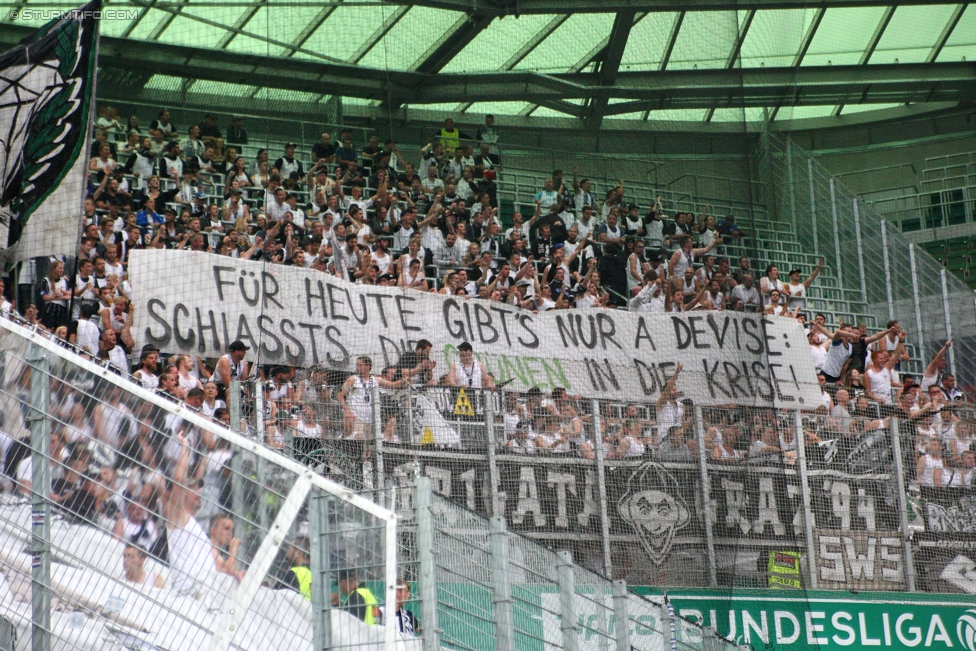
[514, 13, 616, 74]
[668, 11, 739, 70]
[775, 105, 838, 120]
[739, 9, 818, 68]
[223, 33, 281, 56]
[253, 88, 319, 102]
[295, 6, 392, 63]
[871, 5, 958, 64]
[462, 101, 533, 116]
[442, 15, 560, 73]
[937, 4, 976, 62]
[101, 12, 140, 38]
[405, 102, 463, 113]
[143, 74, 185, 91]
[358, 7, 462, 70]
[646, 108, 708, 121]
[155, 11, 245, 50]
[802, 7, 886, 66]
[531, 106, 580, 118]
[125, 8, 171, 40]
[188, 80, 256, 98]
[250, 6, 327, 46]
[605, 111, 649, 120]
[619, 12, 678, 72]
[710, 107, 767, 122]
[839, 102, 906, 115]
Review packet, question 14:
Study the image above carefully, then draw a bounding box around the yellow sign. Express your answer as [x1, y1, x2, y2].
[767, 550, 802, 590]
[453, 388, 475, 417]
[419, 427, 435, 445]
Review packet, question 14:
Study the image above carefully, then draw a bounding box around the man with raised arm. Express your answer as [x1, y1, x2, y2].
[668, 234, 719, 280]
[920, 340, 952, 392]
[163, 431, 221, 596]
[865, 332, 906, 408]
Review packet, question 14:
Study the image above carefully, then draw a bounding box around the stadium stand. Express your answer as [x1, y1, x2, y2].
[4, 2, 976, 648]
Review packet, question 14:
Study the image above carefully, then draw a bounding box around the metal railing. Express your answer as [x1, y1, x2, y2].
[767, 132, 976, 390]
[255, 378, 976, 605]
[0, 315, 399, 651]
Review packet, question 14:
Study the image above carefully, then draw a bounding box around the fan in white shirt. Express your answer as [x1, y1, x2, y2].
[865, 338, 905, 405]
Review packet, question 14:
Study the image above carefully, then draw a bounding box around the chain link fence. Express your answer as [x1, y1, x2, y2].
[0, 315, 402, 651]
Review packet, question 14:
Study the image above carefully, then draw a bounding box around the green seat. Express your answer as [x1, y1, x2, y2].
[946, 257, 968, 272]
[901, 218, 922, 232]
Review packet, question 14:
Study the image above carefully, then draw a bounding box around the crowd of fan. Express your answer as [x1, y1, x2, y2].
[72, 107, 771, 314]
[1, 108, 973, 604]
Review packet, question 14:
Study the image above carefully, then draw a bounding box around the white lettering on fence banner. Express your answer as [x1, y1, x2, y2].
[129, 250, 820, 405]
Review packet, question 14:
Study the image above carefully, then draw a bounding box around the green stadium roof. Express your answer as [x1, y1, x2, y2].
[3, 0, 975, 126]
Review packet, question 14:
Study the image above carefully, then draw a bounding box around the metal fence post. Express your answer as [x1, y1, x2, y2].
[228, 380, 246, 539]
[787, 140, 797, 235]
[881, 221, 895, 321]
[415, 477, 441, 651]
[693, 406, 717, 587]
[853, 198, 868, 304]
[829, 178, 844, 289]
[808, 159, 819, 253]
[794, 411, 818, 590]
[663, 599, 678, 651]
[909, 244, 926, 361]
[558, 550, 578, 651]
[940, 269, 956, 373]
[490, 517, 514, 651]
[485, 392, 501, 518]
[612, 580, 630, 651]
[590, 399, 613, 577]
[253, 377, 267, 530]
[372, 383, 384, 492]
[308, 490, 332, 650]
[890, 419, 917, 592]
[28, 345, 51, 651]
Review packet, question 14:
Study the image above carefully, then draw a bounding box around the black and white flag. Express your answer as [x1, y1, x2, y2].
[0, 0, 99, 262]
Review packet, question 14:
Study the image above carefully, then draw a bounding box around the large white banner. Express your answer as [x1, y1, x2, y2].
[129, 250, 821, 406]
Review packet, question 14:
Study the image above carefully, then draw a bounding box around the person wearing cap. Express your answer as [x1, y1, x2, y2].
[189, 191, 208, 217]
[196, 113, 220, 142]
[507, 420, 536, 454]
[447, 343, 495, 390]
[215, 341, 250, 401]
[332, 569, 380, 625]
[785, 257, 824, 312]
[222, 187, 250, 223]
[338, 356, 409, 439]
[160, 141, 183, 181]
[274, 143, 304, 180]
